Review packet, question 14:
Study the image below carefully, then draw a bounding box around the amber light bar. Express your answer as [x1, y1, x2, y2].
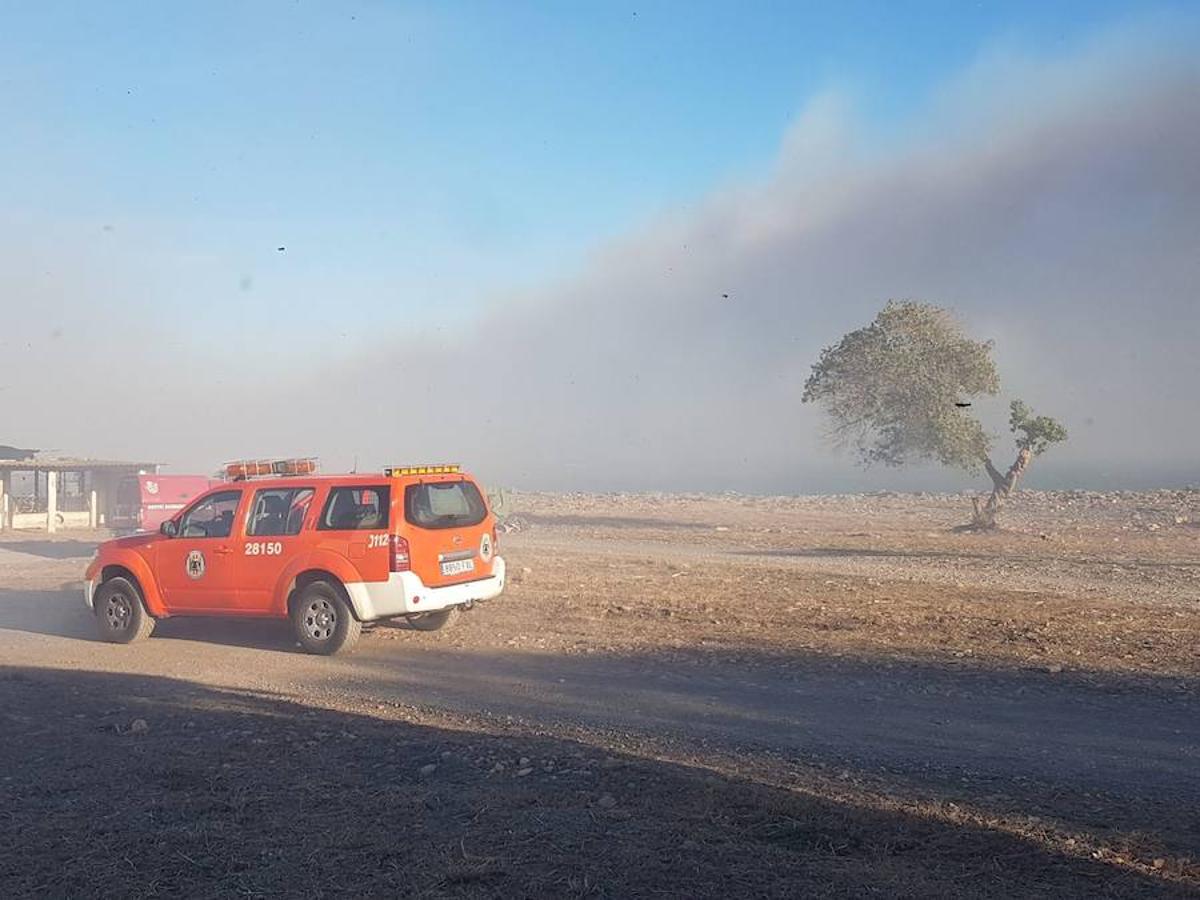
[224, 457, 318, 480]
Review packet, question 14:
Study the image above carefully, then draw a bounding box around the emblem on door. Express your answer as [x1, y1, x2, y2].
[186, 550, 206, 580]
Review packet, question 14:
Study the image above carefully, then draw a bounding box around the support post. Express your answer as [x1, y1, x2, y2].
[46, 470, 58, 534]
[89, 489, 98, 529]
[0, 476, 5, 531]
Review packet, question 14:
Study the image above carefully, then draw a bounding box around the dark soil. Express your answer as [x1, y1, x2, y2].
[1, 667, 1191, 898]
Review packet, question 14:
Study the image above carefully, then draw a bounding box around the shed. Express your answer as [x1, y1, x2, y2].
[0, 458, 160, 532]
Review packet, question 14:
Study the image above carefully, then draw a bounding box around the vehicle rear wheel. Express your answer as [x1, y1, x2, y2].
[94, 577, 155, 644]
[292, 581, 361, 655]
[406, 608, 458, 632]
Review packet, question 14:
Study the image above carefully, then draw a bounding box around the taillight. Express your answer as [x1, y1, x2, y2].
[389, 534, 410, 572]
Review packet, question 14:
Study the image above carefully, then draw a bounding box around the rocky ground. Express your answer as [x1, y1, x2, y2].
[1, 489, 1198, 897]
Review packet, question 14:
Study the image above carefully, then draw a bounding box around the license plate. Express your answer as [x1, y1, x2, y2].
[440, 558, 475, 577]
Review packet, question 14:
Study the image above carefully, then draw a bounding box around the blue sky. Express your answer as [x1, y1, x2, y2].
[1, 1, 1185, 336]
[2, 2, 1197, 488]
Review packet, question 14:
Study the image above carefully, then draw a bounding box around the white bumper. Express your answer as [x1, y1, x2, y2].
[83, 578, 97, 610]
[344, 556, 505, 622]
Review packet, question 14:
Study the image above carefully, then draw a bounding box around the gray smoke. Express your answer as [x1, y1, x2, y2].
[2, 27, 1197, 492]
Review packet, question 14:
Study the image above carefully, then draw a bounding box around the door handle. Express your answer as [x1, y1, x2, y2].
[214, 546, 233, 555]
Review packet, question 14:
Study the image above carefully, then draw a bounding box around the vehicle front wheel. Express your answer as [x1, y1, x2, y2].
[291, 581, 361, 655]
[94, 576, 155, 644]
[406, 608, 458, 632]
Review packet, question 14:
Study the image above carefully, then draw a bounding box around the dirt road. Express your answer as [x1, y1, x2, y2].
[2, 491, 1198, 896]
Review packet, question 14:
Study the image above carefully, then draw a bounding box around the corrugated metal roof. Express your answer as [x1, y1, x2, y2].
[0, 458, 159, 471]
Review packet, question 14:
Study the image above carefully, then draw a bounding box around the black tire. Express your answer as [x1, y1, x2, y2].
[94, 576, 155, 644]
[406, 608, 458, 632]
[291, 580, 361, 655]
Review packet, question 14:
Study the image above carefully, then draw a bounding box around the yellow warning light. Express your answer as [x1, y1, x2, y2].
[384, 464, 461, 477]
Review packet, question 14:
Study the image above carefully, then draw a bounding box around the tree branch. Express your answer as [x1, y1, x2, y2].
[982, 457, 1006, 491]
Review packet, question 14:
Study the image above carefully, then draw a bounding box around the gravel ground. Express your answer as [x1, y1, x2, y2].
[1, 489, 1198, 896]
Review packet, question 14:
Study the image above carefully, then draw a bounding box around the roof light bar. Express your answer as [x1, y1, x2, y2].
[224, 457, 318, 480]
[384, 464, 461, 477]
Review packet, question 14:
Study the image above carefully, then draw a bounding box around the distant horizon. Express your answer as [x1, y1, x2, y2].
[139, 459, 1197, 496]
[5, 451, 1194, 496]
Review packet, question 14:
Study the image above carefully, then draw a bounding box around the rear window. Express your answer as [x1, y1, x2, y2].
[318, 486, 390, 531]
[405, 481, 487, 530]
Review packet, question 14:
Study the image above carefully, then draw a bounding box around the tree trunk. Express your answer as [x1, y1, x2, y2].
[970, 447, 1033, 529]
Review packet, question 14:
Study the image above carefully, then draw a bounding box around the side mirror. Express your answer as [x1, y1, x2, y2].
[160, 519, 178, 537]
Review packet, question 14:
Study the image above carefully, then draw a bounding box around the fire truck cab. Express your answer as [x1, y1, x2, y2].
[84, 461, 505, 654]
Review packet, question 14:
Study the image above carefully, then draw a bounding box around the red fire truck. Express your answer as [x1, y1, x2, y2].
[111, 474, 220, 534]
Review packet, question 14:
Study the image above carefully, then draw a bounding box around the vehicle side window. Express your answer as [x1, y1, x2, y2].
[179, 491, 242, 539]
[318, 486, 390, 531]
[247, 487, 315, 537]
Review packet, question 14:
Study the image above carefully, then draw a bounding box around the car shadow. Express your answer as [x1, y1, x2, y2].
[150, 616, 302, 652]
[0, 587, 303, 653]
[1, 665, 1192, 898]
[0, 588, 97, 640]
[0, 539, 100, 560]
[0, 585, 414, 653]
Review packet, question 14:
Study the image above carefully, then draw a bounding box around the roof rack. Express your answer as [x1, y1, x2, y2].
[223, 457, 318, 481]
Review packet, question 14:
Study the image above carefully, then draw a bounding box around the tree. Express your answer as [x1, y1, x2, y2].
[802, 301, 1067, 528]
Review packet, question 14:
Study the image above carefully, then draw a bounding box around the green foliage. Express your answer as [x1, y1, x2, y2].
[1008, 399, 1067, 456]
[802, 301, 1000, 472]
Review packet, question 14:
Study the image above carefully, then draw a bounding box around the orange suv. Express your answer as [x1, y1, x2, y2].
[84, 462, 505, 654]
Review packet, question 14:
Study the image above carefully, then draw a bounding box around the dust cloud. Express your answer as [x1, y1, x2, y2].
[2, 27, 1197, 492]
